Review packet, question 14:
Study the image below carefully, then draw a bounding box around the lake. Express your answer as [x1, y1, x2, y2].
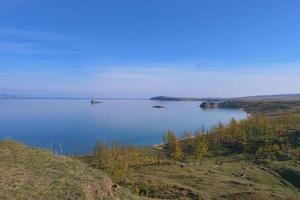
[0, 99, 247, 154]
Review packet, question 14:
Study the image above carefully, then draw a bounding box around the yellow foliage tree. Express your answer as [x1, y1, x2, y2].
[163, 130, 183, 161]
[192, 135, 208, 164]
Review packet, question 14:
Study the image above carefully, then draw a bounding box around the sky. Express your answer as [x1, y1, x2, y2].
[0, 0, 300, 98]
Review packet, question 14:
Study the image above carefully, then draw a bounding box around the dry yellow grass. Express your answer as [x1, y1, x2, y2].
[0, 140, 128, 200]
[128, 156, 300, 199]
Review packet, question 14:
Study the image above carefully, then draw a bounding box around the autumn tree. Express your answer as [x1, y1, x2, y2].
[192, 135, 208, 164]
[283, 112, 297, 134]
[127, 145, 139, 166]
[107, 142, 131, 183]
[94, 142, 132, 183]
[163, 130, 183, 161]
[210, 123, 225, 165]
[94, 141, 107, 169]
[223, 118, 240, 143]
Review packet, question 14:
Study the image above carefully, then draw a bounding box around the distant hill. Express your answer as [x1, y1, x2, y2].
[235, 93, 300, 101]
[150, 94, 300, 102]
[218, 94, 300, 117]
[0, 93, 19, 98]
[150, 96, 223, 101]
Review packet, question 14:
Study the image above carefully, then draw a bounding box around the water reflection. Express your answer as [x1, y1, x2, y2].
[0, 99, 247, 154]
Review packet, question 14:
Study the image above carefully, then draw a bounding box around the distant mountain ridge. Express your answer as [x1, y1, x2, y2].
[0, 94, 20, 98]
[150, 96, 223, 101]
[2, 93, 300, 100]
[235, 93, 300, 101]
[150, 93, 300, 101]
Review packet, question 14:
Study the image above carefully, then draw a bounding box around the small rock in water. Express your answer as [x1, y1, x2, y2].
[152, 105, 165, 108]
[91, 100, 102, 104]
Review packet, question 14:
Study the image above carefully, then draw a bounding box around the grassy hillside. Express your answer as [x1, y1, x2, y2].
[81, 146, 300, 200]
[0, 140, 128, 200]
[128, 156, 300, 199]
[81, 113, 300, 200]
[2, 139, 299, 200]
[218, 100, 300, 117]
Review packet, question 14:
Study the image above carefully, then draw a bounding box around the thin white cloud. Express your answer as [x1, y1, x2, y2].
[0, 27, 79, 54]
[1, 61, 300, 97]
[88, 62, 300, 97]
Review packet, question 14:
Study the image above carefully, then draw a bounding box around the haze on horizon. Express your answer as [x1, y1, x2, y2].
[0, 0, 300, 98]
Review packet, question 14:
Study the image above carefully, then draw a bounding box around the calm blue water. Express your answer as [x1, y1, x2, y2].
[0, 99, 247, 154]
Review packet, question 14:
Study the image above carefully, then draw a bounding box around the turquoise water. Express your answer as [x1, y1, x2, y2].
[0, 99, 247, 154]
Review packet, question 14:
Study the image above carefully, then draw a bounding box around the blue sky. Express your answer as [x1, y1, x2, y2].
[0, 0, 300, 97]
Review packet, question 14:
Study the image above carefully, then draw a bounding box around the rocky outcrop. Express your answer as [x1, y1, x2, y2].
[200, 101, 218, 109]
